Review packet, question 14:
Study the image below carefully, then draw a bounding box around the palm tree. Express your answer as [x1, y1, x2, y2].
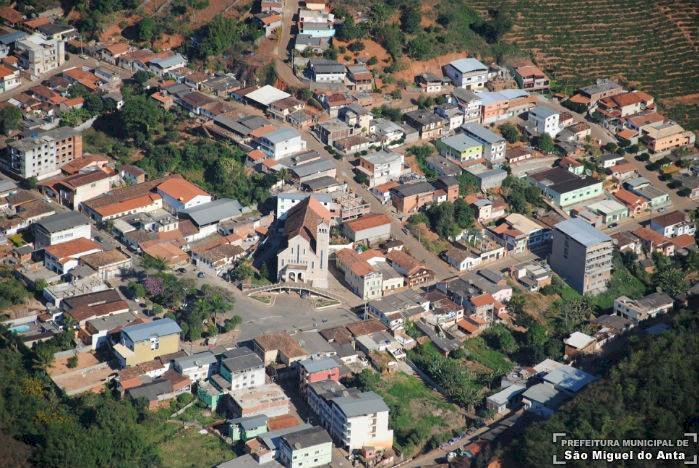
[32, 345, 55, 370]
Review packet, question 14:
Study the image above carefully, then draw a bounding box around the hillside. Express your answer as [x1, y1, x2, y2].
[468, 0, 699, 103]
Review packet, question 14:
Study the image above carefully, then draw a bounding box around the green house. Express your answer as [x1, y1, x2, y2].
[229, 414, 269, 442]
[436, 133, 483, 162]
[197, 374, 229, 410]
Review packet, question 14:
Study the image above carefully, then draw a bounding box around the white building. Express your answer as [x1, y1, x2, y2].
[307, 380, 393, 452]
[276, 192, 333, 220]
[33, 211, 91, 249]
[173, 351, 217, 382]
[0, 64, 20, 93]
[613, 292, 674, 323]
[357, 150, 404, 188]
[486, 384, 525, 414]
[256, 127, 307, 160]
[461, 123, 506, 164]
[156, 176, 212, 212]
[15, 34, 65, 79]
[528, 105, 562, 137]
[220, 347, 266, 390]
[444, 58, 489, 90]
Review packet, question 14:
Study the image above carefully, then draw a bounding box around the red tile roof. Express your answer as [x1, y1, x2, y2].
[344, 213, 391, 233]
[157, 176, 209, 203]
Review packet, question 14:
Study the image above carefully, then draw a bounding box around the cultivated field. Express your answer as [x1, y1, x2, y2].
[468, 0, 699, 100]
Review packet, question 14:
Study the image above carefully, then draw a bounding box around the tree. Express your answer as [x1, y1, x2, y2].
[132, 70, 151, 85]
[128, 282, 147, 300]
[136, 17, 156, 42]
[406, 33, 436, 60]
[196, 16, 246, 59]
[21, 176, 38, 190]
[33, 279, 48, 293]
[140, 254, 167, 273]
[499, 123, 519, 143]
[67, 354, 79, 368]
[536, 133, 555, 153]
[556, 296, 593, 334]
[32, 344, 55, 370]
[654, 265, 688, 297]
[400, 4, 421, 34]
[0, 106, 22, 135]
[120, 94, 164, 144]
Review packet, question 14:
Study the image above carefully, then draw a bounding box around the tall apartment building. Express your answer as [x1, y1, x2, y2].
[307, 380, 393, 452]
[549, 218, 613, 295]
[5, 127, 82, 179]
[15, 34, 65, 79]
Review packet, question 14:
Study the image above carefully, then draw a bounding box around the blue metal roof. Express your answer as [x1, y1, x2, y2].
[123, 318, 181, 342]
[554, 218, 611, 247]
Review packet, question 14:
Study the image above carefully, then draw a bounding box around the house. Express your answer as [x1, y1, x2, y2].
[339, 103, 373, 131]
[403, 110, 446, 140]
[220, 346, 266, 390]
[436, 133, 483, 163]
[343, 213, 391, 244]
[465, 195, 506, 223]
[649, 210, 695, 238]
[451, 88, 483, 123]
[148, 53, 187, 76]
[278, 426, 333, 468]
[41, 168, 116, 210]
[83, 311, 138, 350]
[173, 351, 217, 382]
[576, 79, 624, 107]
[529, 167, 604, 208]
[315, 118, 352, 145]
[294, 34, 330, 53]
[521, 382, 567, 417]
[386, 249, 434, 287]
[15, 34, 65, 79]
[544, 365, 595, 394]
[126, 370, 191, 410]
[527, 105, 562, 137]
[62, 289, 130, 326]
[563, 331, 597, 360]
[298, 357, 340, 393]
[0, 63, 20, 92]
[229, 382, 290, 418]
[549, 218, 613, 295]
[435, 104, 465, 131]
[276, 197, 331, 288]
[306, 59, 345, 83]
[599, 153, 625, 169]
[113, 318, 182, 367]
[625, 112, 665, 133]
[614, 293, 674, 323]
[335, 249, 385, 301]
[307, 380, 393, 452]
[156, 176, 211, 212]
[33, 211, 91, 249]
[586, 199, 628, 225]
[370, 118, 406, 146]
[512, 64, 549, 92]
[80, 249, 132, 280]
[346, 64, 373, 92]
[632, 227, 675, 256]
[415, 73, 443, 93]
[443, 58, 489, 90]
[597, 91, 654, 119]
[465, 164, 508, 191]
[100, 42, 132, 64]
[254, 332, 308, 366]
[255, 12, 282, 37]
[475, 89, 535, 125]
[613, 188, 648, 216]
[461, 123, 506, 164]
[425, 156, 461, 178]
[641, 121, 695, 154]
[228, 414, 269, 443]
[488, 213, 549, 253]
[255, 127, 307, 160]
[356, 150, 404, 188]
[611, 231, 642, 255]
[390, 181, 435, 215]
[444, 240, 505, 272]
[486, 384, 525, 414]
[558, 121, 592, 142]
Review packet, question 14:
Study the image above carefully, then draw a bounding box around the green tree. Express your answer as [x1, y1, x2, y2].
[654, 265, 688, 297]
[536, 133, 555, 153]
[128, 282, 147, 299]
[499, 123, 519, 143]
[136, 17, 156, 41]
[140, 254, 167, 273]
[32, 344, 55, 370]
[400, 4, 421, 34]
[0, 106, 22, 135]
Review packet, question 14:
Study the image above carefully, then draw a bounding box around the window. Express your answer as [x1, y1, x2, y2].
[150, 336, 160, 350]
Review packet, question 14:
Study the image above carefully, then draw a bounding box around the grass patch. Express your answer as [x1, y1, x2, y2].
[352, 371, 466, 457]
[463, 337, 514, 378]
[249, 294, 272, 304]
[157, 426, 232, 468]
[592, 265, 647, 312]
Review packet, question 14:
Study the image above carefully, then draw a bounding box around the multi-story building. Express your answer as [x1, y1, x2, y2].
[513, 64, 549, 92]
[278, 426, 333, 468]
[475, 89, 535, 125]
[298, 357, 340, 394]
[306, 59, 345, 82]
[219, 346, 266, 391]
[42, 168, 116, 210]
[15, 34, 65, 79]
[461, 123, 506, 164]
[33, 211, 91, 249]
[443, 58, 489, 90]
[173, 351, 217, 383]
[527, 105, 562, 137]
[5, 127, 82, 180]
[390, 181, 435, 215]
[307, 380, 393, 452]
[640, 121, 695, 154]
[436, 133, 483, 163]
[356, 150, 404, 188]
[277, 197, 331, 288]
[549, 218, 613, 295]
[403, 110, 446, 140]
[113, 318, 182, 367]
[0, 63, 20, 92]
[335, 248, 383, 300]
[255, 127, 307, 160]
[613, 292, 674, 324]
[488, 213, 550, 253]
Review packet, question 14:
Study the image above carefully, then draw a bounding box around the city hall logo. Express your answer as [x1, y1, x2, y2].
[551, 433, 697, 465]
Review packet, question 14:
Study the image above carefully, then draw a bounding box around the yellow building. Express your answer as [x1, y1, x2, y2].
[113, 318, 181, 367]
